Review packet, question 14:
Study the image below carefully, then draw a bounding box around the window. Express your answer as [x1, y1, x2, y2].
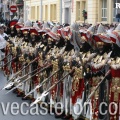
[31, 6, 35, 19]
[101, 0, 107, 21]
[45, 5, 48, 21]
[83, 1, 86, 9]
[42, 5, 44, 20]
[37, 6, 39, 20]
[76, 1, 86, 21]
[50, 4, 57, 21]
[54, 4, 57, 20]
[82, 1, 86, 21]
[76, 1, 80, 21]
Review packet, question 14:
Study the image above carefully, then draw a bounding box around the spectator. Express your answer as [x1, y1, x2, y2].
[0, 26, 7, 49]
[116, 12, 120, 22]
[0, 25, 9, 41]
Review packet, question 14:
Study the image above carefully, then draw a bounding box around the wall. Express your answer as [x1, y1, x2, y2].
[25, 0, 116, 24]
[26, 0, 60, 22]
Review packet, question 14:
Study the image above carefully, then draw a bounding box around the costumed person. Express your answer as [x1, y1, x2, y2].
[9, 16, 18, 37]
[42, 26, 63, 113]
[71, 24, 97, 120]
[86, 24, 112, 120]
[59, 22, 81, 120]
[107, 23, 120, 120]
[22, 47, 35, 101]
[61, 25, 74, 52]
[28, 27, 41, 101]
[38, 21, 51, 46]
[21, 20, 32, 43]
[30, 27, 40, 47]
[15, 17, 24, 39]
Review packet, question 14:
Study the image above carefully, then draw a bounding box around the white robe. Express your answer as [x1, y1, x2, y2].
[0, 35, 6, 49]
[0, 35, 6, 66]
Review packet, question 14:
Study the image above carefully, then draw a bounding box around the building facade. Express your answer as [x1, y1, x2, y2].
[25, 0, 60, 23]
[24, 0, 120, 24]
[87, 0, 120, 24]
[0, 0, 24, 21]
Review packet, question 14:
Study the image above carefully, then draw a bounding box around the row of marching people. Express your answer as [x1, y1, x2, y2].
[1, 17, 120, 120]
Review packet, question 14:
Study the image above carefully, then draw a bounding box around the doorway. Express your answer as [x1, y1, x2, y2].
[113, 0, 120, 22]
[64, 8, 70, 24]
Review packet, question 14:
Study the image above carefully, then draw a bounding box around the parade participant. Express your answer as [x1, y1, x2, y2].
[21, 20, 32, 43]
[61, 25, 74, 52]
[60, 51, 75, 120]
[21, 28, 30, 43]
[70, 25, 97, 120]
[21, 46, 58, 103]
[30, 27, 40, 47]
[106, 24, 120, 120]
[28, 47, 41, 102]
[15, 17, 24, 38]
[80, 24, 96, 49]
[49, 49, 66, 118]
[3, 20, 120, 120]
[22, 47, 36, 100]
[32, 49, 45, 102]
[43, 25, 61, 57]
[9, 16, 18, 37]
[5, 43, 40, 98]
[47, 21, 54, 29]
[3, 40, 21, 80]
[29, 49, 75, 111]
[86, 24, 112, 120]
[42, 26, 64, 110]
[23, 44, 67, 114]
[50, 22, 79, 119]
[38, 21, 51, 46]
[57, 22, 81, 119]
[3, 20, 10, 35]
[56, 27, 66, 48]
[33, 22, 41, 29]
[15, 24, 23, 38]
[2, 43, 42, 92]
[35, 21, 42, 29]
[21, 49, 53, 102]
[2, 17, 23, 78]
[14, 44, 29, 98]
[11, 45, 24, 96]
[18, 43, 51, 101]
[60, 23, 93, 120]
[45, 26, 61, 47]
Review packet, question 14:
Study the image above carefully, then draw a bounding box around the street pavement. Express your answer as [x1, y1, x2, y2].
[0, 71, 59, 120]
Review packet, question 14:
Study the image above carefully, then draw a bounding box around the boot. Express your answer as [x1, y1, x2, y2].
[13, 89, 19, 94]
[48, 105, 55, 114]
[17, 91, 24, 97]
[62, 114, 72, 120]
[78, 116, 87, 120]
[54, 110, 65, 118]
[22, 96, 29, 100]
